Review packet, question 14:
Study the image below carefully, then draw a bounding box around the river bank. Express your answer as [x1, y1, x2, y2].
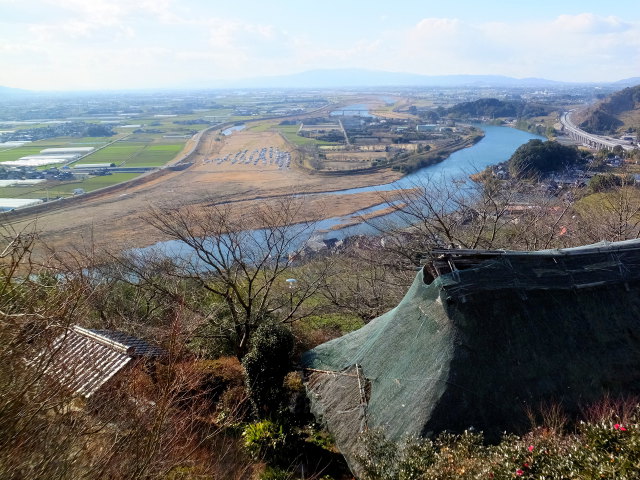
[7, 124, 543, 260]
[139, 125, 546, 258]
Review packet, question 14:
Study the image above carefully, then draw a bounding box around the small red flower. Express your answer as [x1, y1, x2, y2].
[621, 426, 627, 431]
[516, 469, 524, 476]
[614, 424, 620, 430]
[528, 445, 534, 452]
[523, 463, 529, 468]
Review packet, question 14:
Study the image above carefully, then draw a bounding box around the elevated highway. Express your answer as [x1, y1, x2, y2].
[560, 110, 634, 152]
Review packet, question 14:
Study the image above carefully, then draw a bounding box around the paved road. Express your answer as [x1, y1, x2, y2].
[561, 110, 634, 152]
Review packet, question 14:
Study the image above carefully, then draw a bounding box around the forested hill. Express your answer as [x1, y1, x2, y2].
[446, 98, 551, 119]
[576, 85, 640, 135]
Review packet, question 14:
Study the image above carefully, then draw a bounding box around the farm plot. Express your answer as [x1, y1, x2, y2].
[0, 137, 114, 165]
[0, 173, 141, 199]
[83, 143, 147, 165]
[0, 146, 44, 163]
[120, 144, 184, 167]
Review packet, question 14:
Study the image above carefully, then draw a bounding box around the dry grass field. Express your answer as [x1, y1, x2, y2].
[6, 124, 403, 257]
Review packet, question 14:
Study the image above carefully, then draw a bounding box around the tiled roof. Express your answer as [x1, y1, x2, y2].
[31, 326, 164, 398]
[88, 329, 167, 357]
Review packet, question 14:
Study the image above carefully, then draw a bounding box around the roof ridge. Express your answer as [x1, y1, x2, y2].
[72, 325, 133, 355]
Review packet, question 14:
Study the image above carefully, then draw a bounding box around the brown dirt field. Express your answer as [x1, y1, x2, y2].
[6, 126, 404, 258]
[368, 99, 418, 120]
[326, 202, 407, 231]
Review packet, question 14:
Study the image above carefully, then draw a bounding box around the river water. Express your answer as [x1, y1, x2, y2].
[324, 124, 544, 196]
[221, 124, 246, 135]
[142, 125, 544, 256]
[308, 124, 544, 238]
[330, 104, 375, 117]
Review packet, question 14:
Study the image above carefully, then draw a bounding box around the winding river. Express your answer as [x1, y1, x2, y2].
[144, 124, 544, 257]
[313, 124, 544, 238]
[326, 124, 544, 196]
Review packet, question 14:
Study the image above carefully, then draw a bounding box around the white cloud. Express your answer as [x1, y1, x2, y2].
[373, 14, 640, 81]
[411, 17, 462, 37]
[41, 0, 126, 25]
[1, 6, 639, 90]
[554, 13, 630, 34]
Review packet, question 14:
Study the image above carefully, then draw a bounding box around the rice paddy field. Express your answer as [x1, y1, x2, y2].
[0, 137, 119, 164]
[83, 140, 184, 167]
[0, 173, 141, 199]
[0, 133, 187, 200]
[0, 146, 45, 163]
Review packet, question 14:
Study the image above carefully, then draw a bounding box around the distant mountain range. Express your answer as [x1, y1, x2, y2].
[213, 69, 640, 89]
[219, 69, 569, 89]
[0, 85, 31, 97]
[2, 70, 640, 94]
[611, 77, 640, 88]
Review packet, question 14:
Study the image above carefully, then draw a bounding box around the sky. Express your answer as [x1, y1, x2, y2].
[0, 0, 639, 91]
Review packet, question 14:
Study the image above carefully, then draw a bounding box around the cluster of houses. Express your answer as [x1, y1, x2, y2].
[0, 165, 75, 182]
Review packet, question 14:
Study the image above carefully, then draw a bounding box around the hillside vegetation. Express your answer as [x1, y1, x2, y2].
[5, 166, 640, 478]
[508, 139, 582, 178]
[576, 85, 640, 135]
[446, 98, 552, 119]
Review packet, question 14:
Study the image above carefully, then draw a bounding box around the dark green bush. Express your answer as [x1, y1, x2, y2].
[242, 323, 294, 417]
[508, 139, 581, 178]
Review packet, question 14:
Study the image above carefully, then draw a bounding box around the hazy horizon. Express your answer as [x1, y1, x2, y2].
[1, 0, 639, 91]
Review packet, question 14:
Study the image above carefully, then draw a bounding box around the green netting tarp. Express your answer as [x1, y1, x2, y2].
[302, 239, 640, 470]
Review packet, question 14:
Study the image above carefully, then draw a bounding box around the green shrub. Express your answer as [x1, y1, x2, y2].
[357, 405, 640, 479]
[242, 323, 294, 417]
[242, 419, 290, 463]
[259, 466, 293, 480]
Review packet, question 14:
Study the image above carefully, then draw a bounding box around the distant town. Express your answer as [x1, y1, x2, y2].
[1, 81, 637, 213]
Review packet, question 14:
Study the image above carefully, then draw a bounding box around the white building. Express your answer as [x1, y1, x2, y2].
[40, 147, 94, 155]
[0, 198, 43, 211]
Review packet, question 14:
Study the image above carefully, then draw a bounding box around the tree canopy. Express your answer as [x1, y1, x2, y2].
[508, 139, 581, 178]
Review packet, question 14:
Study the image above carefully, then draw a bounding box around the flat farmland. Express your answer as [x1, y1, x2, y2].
[321, 151, 386, 170]
[0, 146, 45, 163]
[82, 142, 146, 165]
[0, 173, 140, 199]
[0, 137, 119, 164]
[50, 173, 140, 194]
[0, 135, 187, 201]
[246, 122, 277, 133]
[123, 144, 184, 167]
[84, 140, 185, 167]
[300, 123, 341, 131]
[6, 124, 403, 256]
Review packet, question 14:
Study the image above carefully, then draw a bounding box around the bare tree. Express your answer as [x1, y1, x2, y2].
[320, 239, 412, 323]
[573, 184, 640, 243]
[366, 176, 574, 269]
[0, 226, 258, 480]
[138, 195, 329, 359]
